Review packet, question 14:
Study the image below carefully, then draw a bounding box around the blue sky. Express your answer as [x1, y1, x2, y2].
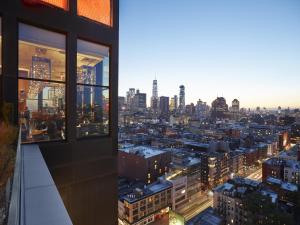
[119, 0, 300, 108]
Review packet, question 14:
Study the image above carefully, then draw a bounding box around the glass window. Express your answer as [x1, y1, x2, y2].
[18, 23, 66, 143]
[77, 0, 112, 26]
[41, 0, 68, 10]
[23, 0, 68, 10]
[77, 39, 109, 138]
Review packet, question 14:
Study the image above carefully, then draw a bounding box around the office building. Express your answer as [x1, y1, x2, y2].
[170, 95, 178, 112]
[211, 97, 228, 120]
[151, 79, 159, 111]
[179, 85, 185, 113]
[133, 89, 147, 112]
[231, 99, 240, 113]
[126, 88, 136, 111]
[0, 1, 119, 224]
[159, 96, 169, 117]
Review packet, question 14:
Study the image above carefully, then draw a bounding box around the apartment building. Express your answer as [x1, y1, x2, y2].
[118, 181, 172, 225]
[118, 146, 171, 184]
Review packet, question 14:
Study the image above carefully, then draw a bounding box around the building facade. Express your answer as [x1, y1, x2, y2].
[118, 146, 171, 184]
[118, 181, 172, 225]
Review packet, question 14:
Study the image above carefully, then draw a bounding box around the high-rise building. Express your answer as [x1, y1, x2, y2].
[133, 89, 147, 111]
[151, 79, 159, 111]
[211, 97, 228, 119]
[232, 99, 240, 113]
[0, 1, 119, 224]
[196, 99, 208, 119]
[126, 88, 136, 110]
[118, 96, 126, 111]
[179, 85, 185, 113]
[159, 96, 170, 116]
[170, 95, 178, 112]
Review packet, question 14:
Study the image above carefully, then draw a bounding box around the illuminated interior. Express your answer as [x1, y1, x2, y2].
[41, 0, 68, 10]
[77, 0, 111, 26]
[18, 23, 66, 143]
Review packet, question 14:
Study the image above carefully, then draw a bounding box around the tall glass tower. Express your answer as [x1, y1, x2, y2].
[179, 85, 185, 113]
[151, 79, 159, 110]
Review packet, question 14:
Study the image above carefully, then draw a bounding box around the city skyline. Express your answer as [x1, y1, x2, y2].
[119, 0, 300, 108]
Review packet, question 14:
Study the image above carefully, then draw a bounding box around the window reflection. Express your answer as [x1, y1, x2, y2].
[76, 86, 109, 137]
[77, 0, 112, 26]
[77, 39, 110, 138]
[18, 24, 66, 143]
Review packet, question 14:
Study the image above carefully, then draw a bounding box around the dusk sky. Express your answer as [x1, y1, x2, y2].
[119, 0, 300, 109]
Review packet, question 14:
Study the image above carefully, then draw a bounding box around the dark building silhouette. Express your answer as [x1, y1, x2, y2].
[159, 96, 169, 117]
[211, 97, 228, 119]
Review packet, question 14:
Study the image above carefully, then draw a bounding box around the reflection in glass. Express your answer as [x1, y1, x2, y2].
[77, 39, 109, 86]
[76, 39, 110, 138]
[19, 80, 65, 142]
[76, 86, 109, 137]
[77, 0, 112, 26]
[18, 24, 66, 143]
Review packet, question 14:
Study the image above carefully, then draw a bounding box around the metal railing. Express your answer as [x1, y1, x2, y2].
[7, 129, 22, 225]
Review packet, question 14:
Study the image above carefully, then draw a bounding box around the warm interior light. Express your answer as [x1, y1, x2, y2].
[77, 0, 111, 26]
[41, 0, 68, 9]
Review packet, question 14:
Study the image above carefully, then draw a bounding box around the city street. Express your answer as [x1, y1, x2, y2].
[183, 198, 213, 221]
[246, 168, 262, 181]
[179, 168, 263, 223]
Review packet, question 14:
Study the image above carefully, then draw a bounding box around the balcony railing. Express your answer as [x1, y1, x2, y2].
[6, 130, 73, 225]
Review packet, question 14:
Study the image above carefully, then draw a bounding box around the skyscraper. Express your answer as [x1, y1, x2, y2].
[133, 89, 147, 111]
[232, 99, 240, 113]
[151, 79, 159, 111]
[126, 88, 136, 111]
[179, 85, 185, 113]
[170, 95, 178, 112]
[159, 96, 170, 116]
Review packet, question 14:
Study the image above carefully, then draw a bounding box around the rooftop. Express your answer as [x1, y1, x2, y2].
[120, 180, 172, 203]
[119, 146, 166, 158]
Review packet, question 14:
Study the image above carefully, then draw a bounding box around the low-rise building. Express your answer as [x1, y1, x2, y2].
[118, 146, 171, 184]
[213, 178, 261, 225]
[118, 180, 172, 225]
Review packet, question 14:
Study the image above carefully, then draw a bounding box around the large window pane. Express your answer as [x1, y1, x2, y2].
[77, 0, 112, 26]
[76, 86, 109, 137]
[19, 23, 66, 82]
[19, 24, 66, 143]
[19, 80, 65, 142]
[77, 39, 109, 86]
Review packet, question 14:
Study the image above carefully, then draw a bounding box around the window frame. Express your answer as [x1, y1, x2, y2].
[18, 22, 68, 144]
[76, 38, 111, 139]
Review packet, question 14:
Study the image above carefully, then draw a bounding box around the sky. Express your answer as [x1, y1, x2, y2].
[119, 0, 300, 109]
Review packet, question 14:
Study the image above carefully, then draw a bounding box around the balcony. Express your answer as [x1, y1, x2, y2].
[4, 130, 72, 225]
